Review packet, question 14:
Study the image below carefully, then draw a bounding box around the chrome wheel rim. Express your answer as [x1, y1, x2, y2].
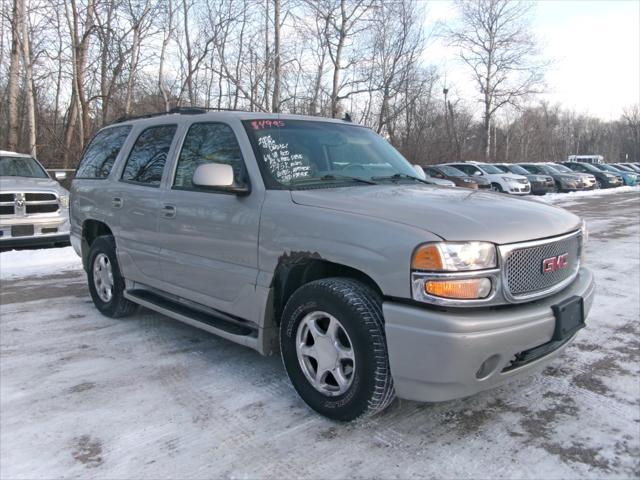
[93, 253, 114, 303]
[296, 311, 356, 397]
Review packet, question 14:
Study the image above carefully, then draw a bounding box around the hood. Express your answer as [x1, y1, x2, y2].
[291, 185, 581, 244]
[556, 173, 584, 180]
[0, 176, 68, 195]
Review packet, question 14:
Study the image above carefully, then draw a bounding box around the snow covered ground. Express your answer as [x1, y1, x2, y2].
[1, 189, 638, 479]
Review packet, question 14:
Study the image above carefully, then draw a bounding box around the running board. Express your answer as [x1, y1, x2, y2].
[124, 289, 260, 350]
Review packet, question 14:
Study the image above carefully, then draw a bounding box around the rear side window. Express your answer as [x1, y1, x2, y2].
[121, 125, 177, 186]
[174, 123, 244, 190]
[76, 126, 131, 179]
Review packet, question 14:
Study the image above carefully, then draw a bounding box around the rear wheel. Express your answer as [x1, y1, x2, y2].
[87, 236, 137, 318]
[280, 278, 395, 421]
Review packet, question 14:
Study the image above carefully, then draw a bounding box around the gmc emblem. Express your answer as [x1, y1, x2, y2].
[542, 253, 569, 273]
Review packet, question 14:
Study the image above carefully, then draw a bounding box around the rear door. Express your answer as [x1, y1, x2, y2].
[155, 121, 263, 317]
[115, 123, 178, 288]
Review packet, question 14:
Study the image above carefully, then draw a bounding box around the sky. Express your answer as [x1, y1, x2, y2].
[424, 0, 640, 121]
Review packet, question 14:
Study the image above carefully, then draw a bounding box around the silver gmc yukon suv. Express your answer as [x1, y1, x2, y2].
[1, 150, 70, 249]
[70, 110, 595, 421]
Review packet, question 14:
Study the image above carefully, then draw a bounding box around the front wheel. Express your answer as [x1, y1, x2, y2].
[280, 278, 395, 421]
[87, 236, 137, 318]
[491, 183, 503, 192]
[595, 179, 603, 189]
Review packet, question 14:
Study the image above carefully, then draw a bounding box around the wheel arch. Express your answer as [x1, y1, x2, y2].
[268, 253, 383, 328]
[81, 219, 114, 271]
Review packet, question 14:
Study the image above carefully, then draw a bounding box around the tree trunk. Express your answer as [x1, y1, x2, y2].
[6, 0, 21, 151]
[20, 0, 36, 157]
[271, 0, 281, 113]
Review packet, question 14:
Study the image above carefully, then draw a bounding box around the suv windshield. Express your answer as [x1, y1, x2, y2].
[504, 164, 531, 175]
[439, 165, 467, 177]
[0, 156, 48, 178]
[477, 164, 503, 175]
[550, 164, 573, 173]
[244, 120, 417, 188]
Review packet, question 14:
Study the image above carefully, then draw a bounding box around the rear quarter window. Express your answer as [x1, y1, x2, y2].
[76, 126, 132, 179]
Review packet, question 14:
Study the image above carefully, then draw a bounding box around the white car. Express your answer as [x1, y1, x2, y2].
[444, 162, 531, 195]
[0, 150, 70, 249]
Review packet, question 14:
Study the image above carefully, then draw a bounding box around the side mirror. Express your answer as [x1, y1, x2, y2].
[413, 164, 427, 180]
[54, 171, 67, 180]
[192, 163, 249, 195]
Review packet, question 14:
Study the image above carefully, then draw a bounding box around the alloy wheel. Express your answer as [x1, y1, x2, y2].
[296, 311, 356, 396]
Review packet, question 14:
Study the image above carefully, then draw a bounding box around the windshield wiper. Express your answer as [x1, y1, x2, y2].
[371, 173, 430, 184]
[319, 174, 378, 185]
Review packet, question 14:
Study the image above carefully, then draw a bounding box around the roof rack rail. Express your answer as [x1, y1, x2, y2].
[111, 106, 256, 125]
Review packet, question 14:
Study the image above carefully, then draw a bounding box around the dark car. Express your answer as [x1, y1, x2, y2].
[494, 163, 555, 195]
[548, 163, 597, 189]
[423, 165, 491, 190]
[561, 162, 624, 189]
[618, 163, 640, 173]
[518, 163, 588, 192]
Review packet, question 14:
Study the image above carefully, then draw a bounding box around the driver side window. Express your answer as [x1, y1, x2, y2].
[174, 122, 245, 190]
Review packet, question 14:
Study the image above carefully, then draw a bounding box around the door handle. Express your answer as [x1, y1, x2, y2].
[161, 204, 176, 219]
[112, 197, 123, 209]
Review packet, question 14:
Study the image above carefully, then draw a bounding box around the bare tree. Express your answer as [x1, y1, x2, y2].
[6, 0, 20, 150]
[445, 0, 545, 160]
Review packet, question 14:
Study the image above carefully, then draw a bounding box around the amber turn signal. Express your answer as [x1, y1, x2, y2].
[412, 244, 443, 270]
[425, 278, 491, 300]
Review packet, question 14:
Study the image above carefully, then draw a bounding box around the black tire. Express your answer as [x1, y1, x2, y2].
[595, 179, 603, 189]
[87, 235, 137, 318]
[491, 183, 503, 192]
[280, 277, 395, 421]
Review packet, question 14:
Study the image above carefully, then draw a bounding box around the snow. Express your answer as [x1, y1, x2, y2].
[0, 189, 639, 479]
[0, 246, 81, 280]
[535, 185, 640, 204]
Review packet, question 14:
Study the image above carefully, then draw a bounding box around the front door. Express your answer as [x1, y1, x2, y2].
[156, 121, 263, 318]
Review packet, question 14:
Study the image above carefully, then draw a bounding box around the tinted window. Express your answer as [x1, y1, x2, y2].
[174, 123, 244, 189]
[0, 156, 48, 178]
[121, 125, 176, 185]
[76, 126, 131, 179]
[524, 165, 541, 174]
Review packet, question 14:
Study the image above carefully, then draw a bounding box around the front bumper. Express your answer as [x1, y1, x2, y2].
[506, 182, 531, 195]
[383, 267, 595, 402]
[530, 181, 556, 195]
[0, 215, 70, 248]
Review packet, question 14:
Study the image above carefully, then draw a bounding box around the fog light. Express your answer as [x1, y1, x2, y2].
[476, 354, 501, 379]
[425, 278, 491, 299]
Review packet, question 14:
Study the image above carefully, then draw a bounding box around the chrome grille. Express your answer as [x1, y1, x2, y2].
[0, 191, 59, 217]
[503, 232, 581, 299]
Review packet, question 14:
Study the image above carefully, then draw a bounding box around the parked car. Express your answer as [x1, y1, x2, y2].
[561, 162, 624, 189]
[547, 163, 597, 189]
[593, 164, 637, 186]
[494, 163, 555, 195]
[423, 165, 491, 190]
[443, 162, 530, 194]
[70, 110, 595, 421]
[518, 163, 590, 193]
[617, 163, 640, 173]
[412, 166, 456, 187]
[0, 150, 70, 249]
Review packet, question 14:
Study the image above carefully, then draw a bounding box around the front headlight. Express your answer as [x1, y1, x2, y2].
[412, 242, 497, 271]
[501, 176, 514, 183]
[605, 173, 615, 179]
[59, 195, 69, 208]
